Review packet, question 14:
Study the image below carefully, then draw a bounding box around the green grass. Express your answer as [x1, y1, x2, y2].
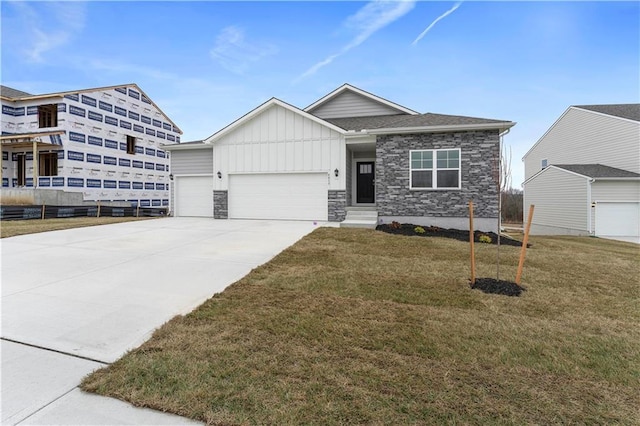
[81, 228, 640, 425]
[0, 216, 157, 238]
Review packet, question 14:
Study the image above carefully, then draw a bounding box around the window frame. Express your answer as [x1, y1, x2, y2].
[39, 152, 59, 176]
[541, 158, 548, 169]
[409, 148, 462, 190]
[38, 104, 58, 128]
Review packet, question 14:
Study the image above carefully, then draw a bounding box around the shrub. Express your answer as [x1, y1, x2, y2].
[389, 221, 401, 230]
[478, 234, 492, 244]
[414, 226, 425, 234]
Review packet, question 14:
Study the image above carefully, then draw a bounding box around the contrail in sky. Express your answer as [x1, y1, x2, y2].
[412, 2, 462, 46]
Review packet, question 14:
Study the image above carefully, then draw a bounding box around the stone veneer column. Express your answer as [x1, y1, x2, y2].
[213, 190, 228, 219]
[328, 190, 347, 222]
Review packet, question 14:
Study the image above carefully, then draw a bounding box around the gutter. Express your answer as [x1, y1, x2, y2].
[161, 143, 212, 151]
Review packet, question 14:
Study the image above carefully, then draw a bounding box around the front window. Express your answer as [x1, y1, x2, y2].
[410, 149, 460, 189]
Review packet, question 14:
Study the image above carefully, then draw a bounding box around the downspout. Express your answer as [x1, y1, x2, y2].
[587, 178, 594, 235]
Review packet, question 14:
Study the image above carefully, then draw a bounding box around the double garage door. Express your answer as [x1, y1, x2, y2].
[175, 173, 328, 221]
[595, 202, 640, 238]
[229, 173, 328, 221]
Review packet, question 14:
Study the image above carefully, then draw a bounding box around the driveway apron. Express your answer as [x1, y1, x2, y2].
[1, 218, 320, 425]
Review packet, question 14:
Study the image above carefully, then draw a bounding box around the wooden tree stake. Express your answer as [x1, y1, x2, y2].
[516, 204, 535, 284]
[41, 204, 46, 220]
[469, 201, 476, 286]
[97, 200, 101, 218]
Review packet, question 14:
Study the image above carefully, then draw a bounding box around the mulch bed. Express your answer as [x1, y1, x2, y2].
[376, 223, 528, 247]
[471, 278, 526, 297]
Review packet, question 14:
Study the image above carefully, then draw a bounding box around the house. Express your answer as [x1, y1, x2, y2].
[1, 84, 182, 208]
[522, 104, 640, 239]
[165, 84, 515, 231]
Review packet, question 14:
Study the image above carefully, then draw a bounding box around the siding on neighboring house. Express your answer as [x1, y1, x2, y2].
[591, 180, 640, 201]
[170, 148, 213, 175]
[309, 91, 404, 119]
[524, 167, 589, 235]
[1, 85, 179, 207]
[524, 108, 640, 180]
[212, 103, 345, 192]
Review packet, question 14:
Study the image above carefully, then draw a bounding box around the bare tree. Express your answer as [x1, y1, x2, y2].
[492, 141, 512, 280]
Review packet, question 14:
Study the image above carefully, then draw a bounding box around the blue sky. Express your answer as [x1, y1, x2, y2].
[2, 1, 638, 187]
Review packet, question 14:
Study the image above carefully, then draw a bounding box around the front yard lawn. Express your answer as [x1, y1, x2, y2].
[81, 228, 640, 425]
[0, 216, 157, 238]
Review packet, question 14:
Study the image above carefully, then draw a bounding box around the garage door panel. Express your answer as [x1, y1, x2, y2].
[595, 202, 640, 237]
[175, 176, 214, 217]
[229, 173, 328, 221]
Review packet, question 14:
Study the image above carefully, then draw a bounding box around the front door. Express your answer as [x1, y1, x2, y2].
[356, 161, 375, 204]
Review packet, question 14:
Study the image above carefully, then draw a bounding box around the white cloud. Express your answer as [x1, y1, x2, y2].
[9, 1, 87, 62]
[412, 2, 462, 46]
[210, 26, 278, 74]
[296, 0, 416, 82]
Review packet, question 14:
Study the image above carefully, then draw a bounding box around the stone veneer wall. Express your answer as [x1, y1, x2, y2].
[328, 190, 347, 222]
[376, 130, 500, 219]
[213, 190, 228, 219]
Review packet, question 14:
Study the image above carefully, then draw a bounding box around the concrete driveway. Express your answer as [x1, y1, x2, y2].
[1, 218, 322, 425]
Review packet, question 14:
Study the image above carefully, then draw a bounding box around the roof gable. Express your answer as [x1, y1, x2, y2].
[304, 84, 418, 118]
[204, 98, 346, 144]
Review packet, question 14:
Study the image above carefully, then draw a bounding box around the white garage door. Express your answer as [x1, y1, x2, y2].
[595, 202, 640, 237]
[229, 173, 328, 221]
[175, 176, 214, 217]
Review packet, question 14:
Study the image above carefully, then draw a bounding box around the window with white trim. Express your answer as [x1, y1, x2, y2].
[541, 159, 548, 169]
[410, 149, 461, 189]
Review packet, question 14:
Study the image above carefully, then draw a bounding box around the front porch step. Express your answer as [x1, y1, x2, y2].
[340, 207, 378, 229]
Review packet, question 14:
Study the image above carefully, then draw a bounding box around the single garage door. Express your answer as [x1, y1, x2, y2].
[229, 173, 328, 221]
[175, 176, 214, 217]
[595, 202, 640, 237]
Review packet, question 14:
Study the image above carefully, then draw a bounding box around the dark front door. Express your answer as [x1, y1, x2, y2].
[356, 161, 375, 203]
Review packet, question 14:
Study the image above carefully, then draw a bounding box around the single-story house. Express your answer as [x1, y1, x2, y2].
[523, 104, 640, 239]
[165, 84, 515, 231]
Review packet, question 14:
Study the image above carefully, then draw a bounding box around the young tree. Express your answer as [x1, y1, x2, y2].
[492, 142, 512, 280]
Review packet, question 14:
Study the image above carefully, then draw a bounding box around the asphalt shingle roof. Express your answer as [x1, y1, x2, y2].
[554, 164, 640, 178]
[0, 85, 33, 99]
[325, 113, 510, 131]
[573, 104, 640, 122]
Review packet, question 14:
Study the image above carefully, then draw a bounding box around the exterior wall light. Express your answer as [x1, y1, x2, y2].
[334, 168, 339, 177]
[169, 174, 174, 180]
[217, 171, 222, 179]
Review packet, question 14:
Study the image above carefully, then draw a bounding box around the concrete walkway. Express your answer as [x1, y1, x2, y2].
[1, 218, 322, 425]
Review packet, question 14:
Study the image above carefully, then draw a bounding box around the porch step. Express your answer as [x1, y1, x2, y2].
[340, 208, 378, 229]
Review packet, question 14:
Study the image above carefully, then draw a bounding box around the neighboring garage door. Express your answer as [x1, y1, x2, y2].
[595, 202, 640, 237]
[175, 176, 214, 217]
[229, 173, 328, 221]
